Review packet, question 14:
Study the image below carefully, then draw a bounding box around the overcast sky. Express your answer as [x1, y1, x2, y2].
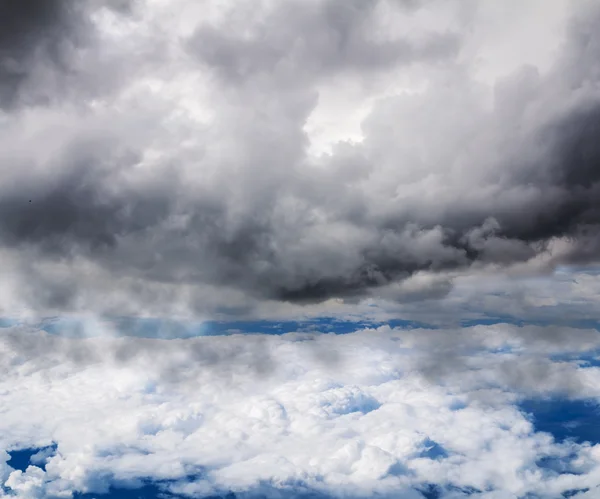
[0, 0, 599, 321]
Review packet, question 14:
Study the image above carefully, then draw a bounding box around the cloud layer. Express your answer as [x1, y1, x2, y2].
[2, 323, 600, 498]
[0, 0, 599, 317]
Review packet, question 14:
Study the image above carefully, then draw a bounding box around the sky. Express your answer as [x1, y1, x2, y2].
[1, 0, 600, 497]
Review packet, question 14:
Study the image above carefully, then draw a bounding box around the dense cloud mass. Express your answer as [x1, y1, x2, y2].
[2, 323, 600, 498]
[5, 3, 600, 498]
[0, 0, 599, 317]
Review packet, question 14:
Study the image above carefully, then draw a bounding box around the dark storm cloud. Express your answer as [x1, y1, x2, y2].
[0, 145, 170, 252]
[0, 0, 78, 107]
[0, 0, 136, 109]
[0, 0, 600, 315]
[488, 105, 600, 245]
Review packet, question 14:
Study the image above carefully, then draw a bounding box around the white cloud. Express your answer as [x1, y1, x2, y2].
[1, 324, 600, 497]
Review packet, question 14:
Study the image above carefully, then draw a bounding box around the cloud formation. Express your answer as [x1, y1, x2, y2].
[0, 0, 599, 317]
[2, 323, 600, 498]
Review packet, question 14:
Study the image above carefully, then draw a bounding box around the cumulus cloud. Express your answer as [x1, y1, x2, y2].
[0, 0, 599, 317]
[2, 324, 600, 498]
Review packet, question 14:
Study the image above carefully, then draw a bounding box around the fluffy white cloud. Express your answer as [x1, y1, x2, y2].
[1, 324, 600, 498]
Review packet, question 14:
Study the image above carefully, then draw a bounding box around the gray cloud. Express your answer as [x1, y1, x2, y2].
[0, 0, 599, 317]
[0, 325, 278, 389]
[188, 0, 459, 85]
[0, 0, 138, 109]
[0, 0, 80, 108]
[345, 323, 600, 402]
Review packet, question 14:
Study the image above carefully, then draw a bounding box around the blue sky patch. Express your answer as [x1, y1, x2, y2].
[7, 445, 56, 472]
[3, 314, 597, 340]
[74, 483, 177, 499]
[520, 399, 600, 444]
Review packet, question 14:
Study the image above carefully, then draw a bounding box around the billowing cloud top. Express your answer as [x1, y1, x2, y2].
[3, 322, 600, 498]
[1, 0, 600, 319]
